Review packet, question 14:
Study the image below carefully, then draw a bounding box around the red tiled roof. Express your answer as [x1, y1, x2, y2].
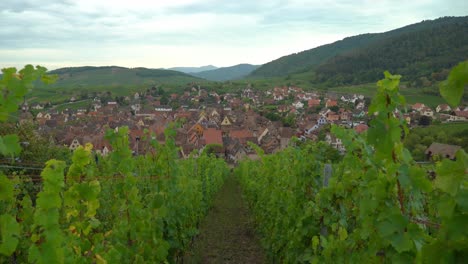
[412, 103, 425, 110]
[129, 129, 144, 138]
[230, 129, 253, 139]
[203, 128, 223, 145]
[308, 99, 321, 107]
[326, 99, 337, 107]
[354, 124, 369, 133]
[454, 111, 468, 118]
[437, 104, 451, 111]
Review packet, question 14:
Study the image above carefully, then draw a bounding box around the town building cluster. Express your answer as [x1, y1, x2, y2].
[19, 84, 467, 162]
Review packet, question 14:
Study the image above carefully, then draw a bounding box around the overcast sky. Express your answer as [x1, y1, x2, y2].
[1, 0, 466, 70]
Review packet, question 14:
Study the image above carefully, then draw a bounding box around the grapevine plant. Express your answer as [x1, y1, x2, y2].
[237, 62, 467, 263]
[0, 65, 229, 263]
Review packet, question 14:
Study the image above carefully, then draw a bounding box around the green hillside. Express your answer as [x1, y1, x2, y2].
[190, 64, 259, 81]
[249, 16, 468, 83]
[27, 66, 203, 103]
[44, 66, 202, 88]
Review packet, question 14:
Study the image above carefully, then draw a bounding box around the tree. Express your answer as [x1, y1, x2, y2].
[160, 95, 169, 105]
[265, 112, 280, 121]
[421, 135, 434, 146]
[418, 115, 432, 126]
[404, 132, 421, 150]
[412, 144, 428, 161]
[158, 87, 165, 96]
[282, 114, 296, 127]
[329, 105, 339, 112]
[170, 100, 180, 110]
[436, 131, 448, 142]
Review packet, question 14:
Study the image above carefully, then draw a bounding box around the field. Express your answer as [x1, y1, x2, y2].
[411, 122, 468, 134]
[52, 99, 92, 112]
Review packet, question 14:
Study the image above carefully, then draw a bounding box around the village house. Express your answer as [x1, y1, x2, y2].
[339, 109, 352, 121]
[273, 92, 284, 101]
[229, 129, 256, 145]
[353, 110, 366, 119]
[355, 101, 365, 110]
[436, 104, 451, 113]
[288, 86, 303, 93]
[170, 93, 178, 100]
[278, 105, 290, 113]
[325, 99, 338, 108]
[131, 104, 141, 112]
[412, 103, 425, 112]
[420, 107, 434, 117]
[305, 123, 320, 134]
[224, 139, 247, 163]
[354, 124, 369, 134]
[453, 110, 468, 121]
[155, 106, 172, 112]
[308, 99, 321, 108]
[278, 127, 295, 149]
[425, 142, 461, 160]
[325, 133, 345, 153]
[340, 95, 359, 104]
[202, 128, 223, 145]
[69, 138, 82, 151]
[326, 111, 340, 123]
[317, 116, 328, 125]
[292, 101, 304, 109]
[31, 104, 44, 110]
[221, 116, 232, 126]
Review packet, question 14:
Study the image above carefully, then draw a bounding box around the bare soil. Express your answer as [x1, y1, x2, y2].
[183, 175, 265, 264]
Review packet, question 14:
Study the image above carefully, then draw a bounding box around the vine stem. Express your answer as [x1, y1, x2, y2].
[396, 179, 405, 215]
[410, 218, 441, 229]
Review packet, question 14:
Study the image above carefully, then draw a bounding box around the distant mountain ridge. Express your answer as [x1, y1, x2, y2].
[249, 16, 468, 86]
[168, 65, 217, 73]
[190, 64, 260, 81]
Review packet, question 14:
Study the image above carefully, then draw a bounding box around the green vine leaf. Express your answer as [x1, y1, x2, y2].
[0, 134, 21, 156]
[0, 214, 21, 256]
[0, 175, 14, 201]
[435, 150, 467, 196]
[439, 60, 468, 107]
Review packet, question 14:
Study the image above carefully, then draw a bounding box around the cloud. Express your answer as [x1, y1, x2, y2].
[0, 0, 466, 69]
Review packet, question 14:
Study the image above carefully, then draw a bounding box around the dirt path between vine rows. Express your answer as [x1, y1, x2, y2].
[183, 175, 266, 263]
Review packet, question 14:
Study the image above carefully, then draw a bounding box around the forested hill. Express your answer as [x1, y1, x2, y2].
[249, 33, 379, 78]
[41, 66, 202, 88]
[313, 19, 468, 86]
[190, 64, 260, 81]
[249, 16, 468, 84]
